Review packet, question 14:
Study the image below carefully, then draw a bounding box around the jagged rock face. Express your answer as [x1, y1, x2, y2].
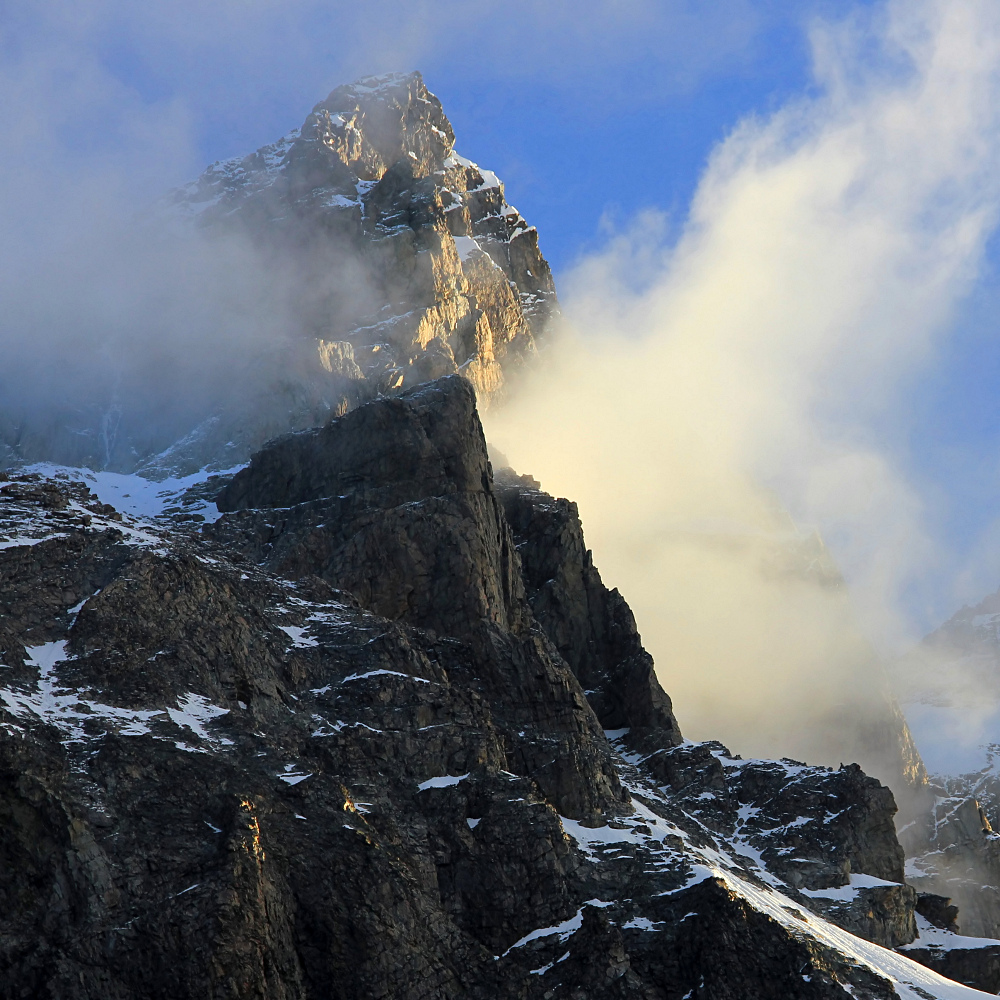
[902, 780, 1000, 941]
[214, 377, 527, 638]
[0, 375, 976, 999]
[141, 72, 556, 478]
[183, 71, 556, 385]
[494, 469, 684, 755]
[0, 72, 556, 477]
[897, 586, 1000, 946]
[213, 378, 626, 821]
[627, 740, 917, 948]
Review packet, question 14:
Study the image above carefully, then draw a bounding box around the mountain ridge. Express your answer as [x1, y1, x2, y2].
[1, 71, 999, 997]
[1, 373, 989, 998]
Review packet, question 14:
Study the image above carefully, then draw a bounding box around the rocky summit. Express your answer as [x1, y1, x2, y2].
[0, 373, 996, 998]
[1, 72, 555, 477]
[173, 72, 556, 401]
[3, 72, 1000, 999]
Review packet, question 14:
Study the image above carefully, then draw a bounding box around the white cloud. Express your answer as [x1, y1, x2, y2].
[487, 0, 1000, 773]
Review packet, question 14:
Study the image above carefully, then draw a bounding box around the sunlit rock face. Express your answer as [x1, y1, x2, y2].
[149, 72, 554, 476]
[0, 72, 556, 476]
[175, 71, 554, 383]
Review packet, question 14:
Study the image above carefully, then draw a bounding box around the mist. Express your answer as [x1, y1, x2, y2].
[0, 19, 393, 473]
[6, 0, 1000, 781]
[0, 12, 300, 471]
[0, 0, 770, 473]
[485, 0, 1000, 781]
[0, 0, 819, 475]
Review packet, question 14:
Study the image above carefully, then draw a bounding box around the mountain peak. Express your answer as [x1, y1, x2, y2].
[1, 73, 557, 476]
[304, 70, 455, 182]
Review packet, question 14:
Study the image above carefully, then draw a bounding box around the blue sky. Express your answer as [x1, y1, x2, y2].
[88, 2, 827, 272]
[5, 0, 1000, 637]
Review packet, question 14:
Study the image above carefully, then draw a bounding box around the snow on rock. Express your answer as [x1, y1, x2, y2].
[24, 463, 241, 523]
[718, 868, 987, 1000]
[502, 899, 614, 955]
[278, 764, 312, 786]
[278, 625, 318, 649]
[166, 693, 232, 745]
[452, 234, 482, 261]
[801, 873, 904, 902]
[417, 773, 469, 792]
[341, 669, 431, 685]
[0, 642, 166, 742]
[621, 916, 662, 932]
[902, 915, 1000, 953]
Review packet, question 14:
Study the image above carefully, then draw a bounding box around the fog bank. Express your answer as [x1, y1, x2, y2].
[486, 0, 1000, 773]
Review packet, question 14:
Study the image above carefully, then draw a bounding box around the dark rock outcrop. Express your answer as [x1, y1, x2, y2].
[902, 938, 1000, 994]
[495, 470, 684, 755]
[918, 893, 961, 931]
[212, 376, 624, 822]
[902, 787, 1000, 942]
[616, 737, 917, 949]
[214, 376, 523, 639]
[0, 375, 961, 998]
[727, 759, 907, 888]
[901, 900, 1000, 994]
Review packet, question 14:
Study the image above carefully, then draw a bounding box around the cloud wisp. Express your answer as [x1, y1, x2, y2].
[486, 0, 1000, 777]
[0, 0, 788, 471]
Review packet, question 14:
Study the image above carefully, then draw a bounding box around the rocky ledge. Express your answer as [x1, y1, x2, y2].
[0, 375, 995, 997]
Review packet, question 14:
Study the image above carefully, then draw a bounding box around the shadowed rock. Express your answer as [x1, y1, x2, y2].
[0, 376, 960, 997]
[495, 469, 683, 755]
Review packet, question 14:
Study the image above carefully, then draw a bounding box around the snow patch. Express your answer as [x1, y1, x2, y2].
[20, 463, 243, 525]
[622, 916, 661, 931]
[417, 773, 469, 791]
[341, 669, 430, 684]
[901, 915, 1000, 952]
[167, 693, 232, 744]
[503, 900, 613, 955]
[0, 533, 69, 550]
[800, 872, 902, 902]
[279, 625, 318, 648]
[0, 641, 166, 742]
[278, 764, 312, 786]
[453, 235, 482, 261]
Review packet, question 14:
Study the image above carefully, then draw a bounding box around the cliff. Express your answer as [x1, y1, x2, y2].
[0, 375, 987, 998]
